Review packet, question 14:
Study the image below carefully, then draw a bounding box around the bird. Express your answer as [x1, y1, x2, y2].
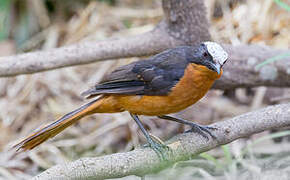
[13, 41, 228, 157]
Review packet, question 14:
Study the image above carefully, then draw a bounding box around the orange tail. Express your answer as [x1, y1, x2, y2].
[13, 98, 104, 152]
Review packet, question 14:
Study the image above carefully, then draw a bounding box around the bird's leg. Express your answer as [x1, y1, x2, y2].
[130, 113, 169, 160]
[157, 115, 217, 139]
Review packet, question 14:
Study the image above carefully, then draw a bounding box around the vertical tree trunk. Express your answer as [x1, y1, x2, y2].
[161, 0, 211, 45]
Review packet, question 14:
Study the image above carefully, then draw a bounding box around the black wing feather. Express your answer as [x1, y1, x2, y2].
[82, 46, 195, 98]
[81, 80, 145, 98]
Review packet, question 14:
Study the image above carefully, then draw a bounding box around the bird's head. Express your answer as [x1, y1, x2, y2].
[191, 41, 228, 75]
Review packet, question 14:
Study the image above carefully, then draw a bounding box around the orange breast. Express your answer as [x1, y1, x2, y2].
[114, 63, 222, 116]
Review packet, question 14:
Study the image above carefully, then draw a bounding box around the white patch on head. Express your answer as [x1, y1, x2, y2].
[203, 41, 228, 65]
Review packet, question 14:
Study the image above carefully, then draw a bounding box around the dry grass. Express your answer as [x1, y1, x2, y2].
[0, 0, 289, 179]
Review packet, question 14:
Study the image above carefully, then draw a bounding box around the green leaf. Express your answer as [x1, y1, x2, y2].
[200, 152, 223, 169]
[0, 0, 11, 41]
[251, 130, 290, 146]
[222, 145, 233, 165]
[274, 0, 290, 11]
[242, 130, 290, 155]
[255, 53, 290, 70]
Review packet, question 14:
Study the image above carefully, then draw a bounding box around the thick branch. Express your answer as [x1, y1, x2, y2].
[0, 0, 210, 77]
[0, 28, 177, 77]
[162, 0, 210, 44]
[33, 103, 290, 180]
[214, 44, 290, 89]
[0, 0, 289, 89]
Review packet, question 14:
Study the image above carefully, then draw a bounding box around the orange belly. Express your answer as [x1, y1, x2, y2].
[107, 63, 222, 116]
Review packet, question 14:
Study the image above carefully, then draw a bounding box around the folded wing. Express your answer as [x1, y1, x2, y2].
[82, 46, 193, 98]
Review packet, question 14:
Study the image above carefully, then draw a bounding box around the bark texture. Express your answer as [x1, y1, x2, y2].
[0, 0, 211, 77]
[0, 0, 288, 91]
[33, 103, 290, 180]
[162, 0, 210, 45]
[3, 0, 290, 179]
[215, 44, 290, 89]
[0, 30, 172, 77]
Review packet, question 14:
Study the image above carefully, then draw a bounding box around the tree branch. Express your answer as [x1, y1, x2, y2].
[0, 28, 175, 77]
[214, 44, 290, 89]
[1, 0, 289, 90]
[32, 103, 290, 180]
[0, 0, 210, 77]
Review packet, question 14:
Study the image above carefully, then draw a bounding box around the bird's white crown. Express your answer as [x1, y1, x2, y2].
[204, 41, 228, 65]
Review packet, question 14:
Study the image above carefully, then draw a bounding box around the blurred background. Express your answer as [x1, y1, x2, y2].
[0, 0, 289, 179]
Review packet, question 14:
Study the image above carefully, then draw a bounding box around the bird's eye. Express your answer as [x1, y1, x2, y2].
[203, 52, 208, 57]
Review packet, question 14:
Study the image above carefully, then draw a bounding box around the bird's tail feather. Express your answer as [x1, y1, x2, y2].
[13, 98, 102, 152]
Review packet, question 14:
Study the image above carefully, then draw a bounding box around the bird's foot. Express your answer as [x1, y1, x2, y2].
[143, 136, 170, 161]
[185, 123, 217, 140]
[148, 139, 170, 160]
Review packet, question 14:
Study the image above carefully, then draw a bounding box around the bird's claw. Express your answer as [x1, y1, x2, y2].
[185, 124, 217, 140]
[149, 139, 170, 160]
[143, 138, 170, 161]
